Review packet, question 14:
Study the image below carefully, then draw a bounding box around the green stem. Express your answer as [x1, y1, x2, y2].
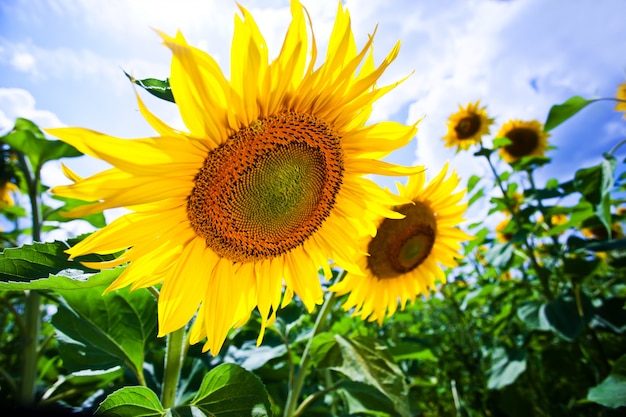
[283, 274, 342, 417]
[18, 154, 42, 405]
[482, 151, 554, 300]
[161, 326, 186, 409]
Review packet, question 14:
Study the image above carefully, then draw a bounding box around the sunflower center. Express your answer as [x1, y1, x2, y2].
[367, 202, 436, 279]
[187, 111, 344, 263]
[454, 115, 481, 139]
[503, 127, 539, 158]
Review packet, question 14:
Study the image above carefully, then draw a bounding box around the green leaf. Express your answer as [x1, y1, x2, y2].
[190, 363, 271, 417]
[587, 354, 626, 408]
[574, 157, 616, 234]
[388, 342, 437, 362]
[484, 242, 514, 268]
[467, 174, 481, 193]
[594, 297, 626, 334]
[124, 71, 175, 103]
[544, 96, 594, 131]
[510, 155, 551, 172]
[52, 285, 157, 377]
[330, 336, 411, 417]
[1, 118, 82, 172]
[517, 300, 548, 331]
[540, 291, 594, 341]
[0, 267, 122, 291]
[96, 386, 165, 417]
[487, 347, 527, 390]
[45, 195, 106, 228]
[493, 137, 512, 148]
[0, 240, 91, 283]
[338, 380, 401, 417]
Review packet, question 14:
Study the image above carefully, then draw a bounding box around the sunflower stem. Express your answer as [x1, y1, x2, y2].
[161, 326, 186, 409]
[283, 273, 342, 417]
[17, 152, 42, 405]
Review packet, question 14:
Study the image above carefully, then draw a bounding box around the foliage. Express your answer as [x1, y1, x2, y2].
[1, 85, 626, 417]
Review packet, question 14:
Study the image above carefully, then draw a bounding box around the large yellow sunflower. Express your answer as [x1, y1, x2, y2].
[47, 1, 419, 355]
[497, 119, 549, 163]
[443, 101, 494, 151]
[615, 82, 626, 119]
[329, 164, 470, 324]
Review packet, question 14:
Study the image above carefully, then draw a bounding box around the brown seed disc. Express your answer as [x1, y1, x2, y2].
[367, 202, 437, 279]
[454, 114, 482, 139]
[503, 127, 539, 158]
[187, 111, 344, 263]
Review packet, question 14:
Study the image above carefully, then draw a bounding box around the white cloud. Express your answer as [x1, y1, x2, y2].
[0, 88, 64, 132]
[10, 51, 36, 73]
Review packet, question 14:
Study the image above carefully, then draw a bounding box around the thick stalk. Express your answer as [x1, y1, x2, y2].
[283, 277, 341, 417]
[18, 155, 42, 405]
[161, 326, 186, 409]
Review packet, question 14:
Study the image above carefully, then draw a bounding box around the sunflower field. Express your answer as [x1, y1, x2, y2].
[1, 1, 626, 416]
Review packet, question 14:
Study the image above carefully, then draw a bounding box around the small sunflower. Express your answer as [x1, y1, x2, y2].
[47, 1, 418, 355]
[329, 164, 470, 324]
[496, 218, 514, 242]
[0, 181, 19, 209]
[615, 82, 626, 119]
[582, 223, 624, 240]
[443, 101, 494, 151]
[497, 120, 549, 163]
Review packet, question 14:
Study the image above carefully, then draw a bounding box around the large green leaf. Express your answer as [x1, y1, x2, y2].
[587, 354, 626, 408]
[0, 267, 121, 291]
[540, 291, 594, 341]
[0, 240, 90, 282]
[544, 96, 594, 131]
[96, 386, 165, 417]
[487, 347, 527, 390]
[0, 118, 82, 172]
[52, 284, 157, 378]
[337, 380, 401, 417]
[188, 363, 271, 416]
[574, 157, 616, 234]
[330, 336, 411, 417]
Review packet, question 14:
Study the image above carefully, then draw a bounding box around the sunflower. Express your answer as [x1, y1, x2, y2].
[497, 119, 549, 163]
[496, 218, 514, 242]
[329, 164, 470, 324]
[615, 82, 626, 119]
[443, 101, 494, 151]
[47, 1, 419, 355]
[0, 181, 19, 209]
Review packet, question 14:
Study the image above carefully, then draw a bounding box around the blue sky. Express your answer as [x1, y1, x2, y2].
[1, 0, 626, 232]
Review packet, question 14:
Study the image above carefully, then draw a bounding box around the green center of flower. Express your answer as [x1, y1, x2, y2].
[503, 127, 539, 158]
[367, 202, 436, 279]
[187, 111, 344, 263]
[455, 114, 481, 139]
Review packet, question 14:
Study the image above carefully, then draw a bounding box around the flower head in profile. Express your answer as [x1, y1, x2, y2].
[47, 1, 419, 355]
[0, 181, 19, 209]
[496, 218, 515, 242]
[443, 101, 494, 151]
[615, 82, 626, 119]
[329, 164, 470, 324]
[497, 119, 549, 163]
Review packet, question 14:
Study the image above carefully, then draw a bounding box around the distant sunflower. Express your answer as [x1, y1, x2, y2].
[496, 218, 514, 242]
[616, 82, 626, 119]
[329, 164, 470, 324]
[0, 181, 18, 209]
[48, 1, 418, 354]
[443, 101, 494, 151]
[497, 120, 549, 163]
